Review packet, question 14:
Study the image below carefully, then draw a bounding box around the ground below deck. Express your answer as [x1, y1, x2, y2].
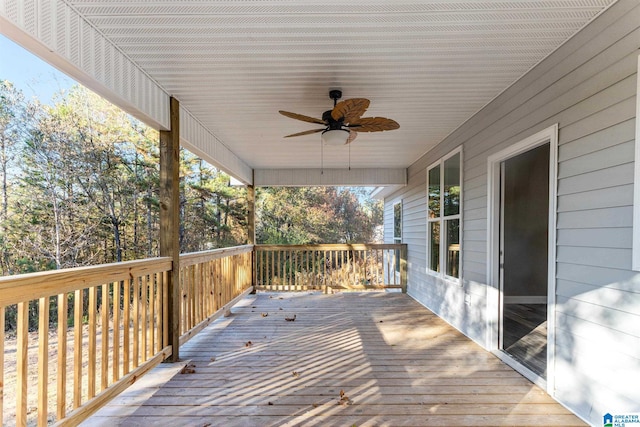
[85, 292, 584, 426]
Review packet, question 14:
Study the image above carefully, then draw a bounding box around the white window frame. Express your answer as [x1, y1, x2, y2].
[426, 147, 462, 282]
[632, 54, 640, 271]
[393, 201, 402, 243]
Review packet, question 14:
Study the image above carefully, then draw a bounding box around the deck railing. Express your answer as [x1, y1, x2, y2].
[1, 243, 403, 426]
[0, 258, 172, 427]
[178, 245, 253, 344]
[0, 245, 254, 427]
[255, 244, 407, 292]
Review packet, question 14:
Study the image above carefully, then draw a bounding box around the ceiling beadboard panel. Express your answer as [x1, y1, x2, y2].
[9, 0, 619, 172]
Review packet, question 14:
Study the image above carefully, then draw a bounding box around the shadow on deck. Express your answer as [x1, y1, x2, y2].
[84, 292, 584, 426]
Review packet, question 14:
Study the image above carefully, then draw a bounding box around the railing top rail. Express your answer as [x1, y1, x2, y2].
[0, 257, 172, 307]
[256, 243, 406, 251]
[180, 244, 254, 267]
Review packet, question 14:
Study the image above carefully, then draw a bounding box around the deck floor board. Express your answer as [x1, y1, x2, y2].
[84, 292, 585, 426]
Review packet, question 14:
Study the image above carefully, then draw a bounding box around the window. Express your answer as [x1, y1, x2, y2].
[393, 202, 402, 242]
[393, 201, 402, 272]
[427, 149, 461, 279]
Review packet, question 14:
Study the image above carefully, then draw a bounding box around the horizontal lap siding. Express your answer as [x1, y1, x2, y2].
[385, 1, 640, 424]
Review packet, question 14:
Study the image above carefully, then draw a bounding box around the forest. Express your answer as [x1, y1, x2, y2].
[0, 79, 383, 278]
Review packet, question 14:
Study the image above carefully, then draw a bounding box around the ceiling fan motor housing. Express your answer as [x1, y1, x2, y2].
[322, 110, 344, 129]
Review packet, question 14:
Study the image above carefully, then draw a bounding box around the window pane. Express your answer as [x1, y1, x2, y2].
[429, 221, 440, 272]
[444, 153, 460, 216]
[394, 203, 402, 239]
[445, 218, 460, 278]
[428, 165, 440, 218]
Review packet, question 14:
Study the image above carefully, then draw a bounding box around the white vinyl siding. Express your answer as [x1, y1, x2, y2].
[383, 1, 640, 425]
[632, 54, 640, 270]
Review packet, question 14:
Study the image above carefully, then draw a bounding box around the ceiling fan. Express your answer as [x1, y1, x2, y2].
[279, 90, 399, 146]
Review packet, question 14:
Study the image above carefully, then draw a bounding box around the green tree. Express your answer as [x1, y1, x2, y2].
[256, 187, 382, 244]
[0, 80, 35, 274]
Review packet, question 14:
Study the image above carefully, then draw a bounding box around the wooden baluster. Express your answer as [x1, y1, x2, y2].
[258, 250, 262, 288]
[287, 250, 291, 290]
[196, 264, 200, 324]
[187, 266, 193, 331]
[123, 279, 131, 374]
[141, 275, 148, 362]
[162, 271, 169, 349]
[148, 276, 155, 359]
[295, 250, 300, 290]
[376, 249, 380, 286]
[228, 256, 232, 301]
[212, 260, 217, 311]
[113, 281, 121, 382]
[0, 306, 4, 425]
[400, 245, 408, 293]
[101, 284, 109, 390]
[350, 250, 354, 287]
[38, 297, 49, 426]
[364, 250, 368, 286]
[88, 287, 97, 399]
[278, 250, 282, 290]
[384, 249, 389, 285]
[73, 289, 83, 409]
[270, 250, 274, 290]
[331, 251, 335, 287]
[312, 250, 316, 289]
[209, 261, 215, 316]
[341, 250, 345, 286]
[155, 273, 161, 353]
[184, 267, 190, 331]
[198, 263, 204, 323]
[323, 250, 327, 289]
[16, 301, 28, 426]
[178, 268, 184, 335]
[132, 278, 140, 368]
[56, 294, 67, 420]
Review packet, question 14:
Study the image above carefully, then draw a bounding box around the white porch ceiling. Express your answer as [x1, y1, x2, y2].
[18, 1, 620, 173]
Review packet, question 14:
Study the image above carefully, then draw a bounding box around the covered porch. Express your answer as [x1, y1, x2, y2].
[2, 1, 635, 425]
[86, 292, 583, 427]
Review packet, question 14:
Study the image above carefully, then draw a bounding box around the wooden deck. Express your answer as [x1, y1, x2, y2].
[85, 292, 585, 426]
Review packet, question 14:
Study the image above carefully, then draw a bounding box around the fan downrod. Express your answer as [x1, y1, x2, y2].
[329, 90, 342, 104]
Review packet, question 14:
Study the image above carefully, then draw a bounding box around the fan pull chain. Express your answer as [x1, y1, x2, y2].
[321, 139, 324, 175]
[348, 143, 351, 170]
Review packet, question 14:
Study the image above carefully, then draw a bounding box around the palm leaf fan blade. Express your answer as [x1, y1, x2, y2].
[284, 128, 325, 138]
[346, 131, 358, 144]
[331, 98, 370, 122]
[348, 117, 400, 132]
[279, 110, 326, 125]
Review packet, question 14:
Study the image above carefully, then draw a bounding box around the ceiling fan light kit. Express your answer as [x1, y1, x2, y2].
[321, 129, 350, 146]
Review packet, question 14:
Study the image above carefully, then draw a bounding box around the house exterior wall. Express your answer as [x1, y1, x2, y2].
[384, 0, 640, 424]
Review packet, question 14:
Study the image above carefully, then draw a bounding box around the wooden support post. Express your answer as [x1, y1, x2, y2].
[400, 244, 408, 293]
[160, 96, 181, 362]
[247, 184, 256, 292]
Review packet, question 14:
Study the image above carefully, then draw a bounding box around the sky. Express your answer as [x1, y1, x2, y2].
[1, 34, 73, 103]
